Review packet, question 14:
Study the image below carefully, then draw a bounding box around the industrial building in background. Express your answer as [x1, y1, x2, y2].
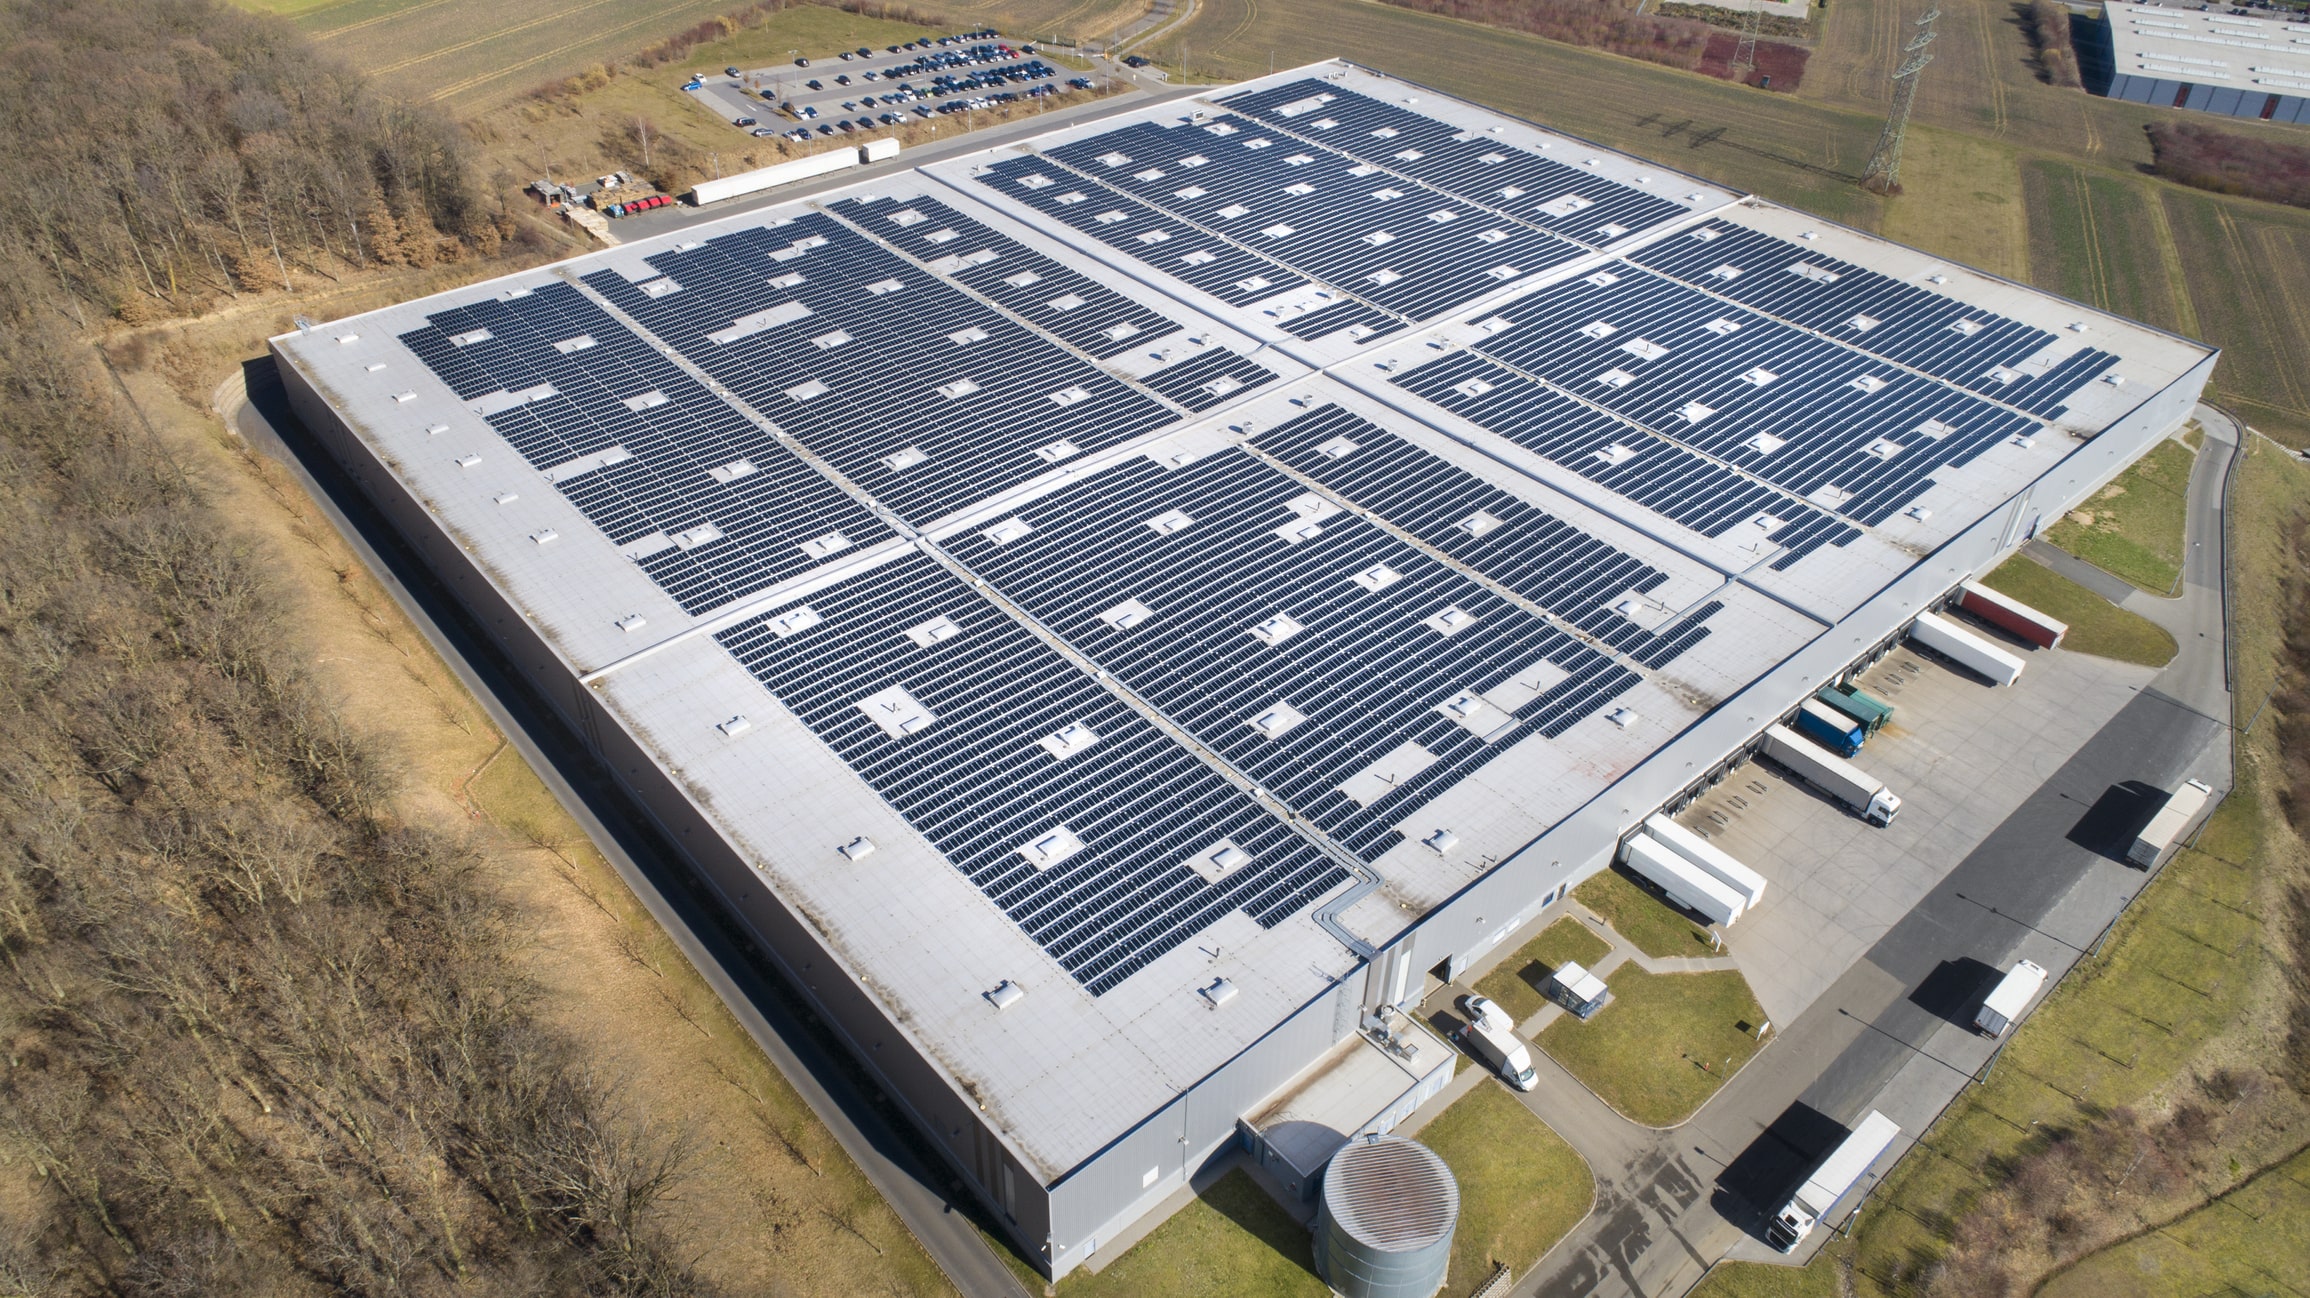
[270, 61, 2213, 1278]
[2096, 1, 2310, 123]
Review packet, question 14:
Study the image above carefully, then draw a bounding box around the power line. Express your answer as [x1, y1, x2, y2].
[1731, 0, 1761, 83]
[1860, 7, 1939, 196]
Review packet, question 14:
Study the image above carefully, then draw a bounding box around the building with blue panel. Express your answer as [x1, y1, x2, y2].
[271, 61, 2214, 1279]
[2099, 1, 2310, 123]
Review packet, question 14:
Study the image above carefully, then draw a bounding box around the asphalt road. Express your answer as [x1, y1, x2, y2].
[1524, 409, 2240, 1298]
[218, 362, 1035, 1298]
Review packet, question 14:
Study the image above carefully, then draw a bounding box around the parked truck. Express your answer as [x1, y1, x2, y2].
[1958, 580, 2067, 649]
[1908, 610, 2026, 686]
[1643, 814, 1768, 910]
[1456, 1017, 1537, 1091]
[1760, 725, 1902, 826]
[2126, 777, 2214, 868]
[1793, 697, 1868, 757]
[1973, 959, 2048, 1037]
[1815, 684, 1894, 738]
[1767, 1111, 1903, 1251]
[1621, 832, 1747, 926]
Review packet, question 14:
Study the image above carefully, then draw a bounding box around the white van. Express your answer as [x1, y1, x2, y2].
[1459, 1017, 1537, 1091]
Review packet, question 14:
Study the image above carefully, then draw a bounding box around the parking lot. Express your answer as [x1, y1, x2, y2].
[682, 32, 1086, 144]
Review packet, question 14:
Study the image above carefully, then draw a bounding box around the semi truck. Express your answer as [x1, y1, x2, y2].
[687, 137, 898, 205]
[1767, 1111, 1902, 1251]
[1760, 725, 1902, 826]
[1794, 697, 1868, 757]
[1974, 959, 2048, 1037]
[1814, 684, 1893, 738]
[1621, 832, 1747, 926]
[1908, 610, 2026, 686]
[1456, 1017, 1537, 1091]
[2126, 777, 2214, 868]
[1958, 580, 2067, 649]
[1642, 814, 1768, 910]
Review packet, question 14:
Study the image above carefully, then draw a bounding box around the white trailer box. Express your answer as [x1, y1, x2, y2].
[1759, 725, 1903, 826]
[1620, 833, 1746, 926]
[688, 146, 860, 205]
[2126, 778, 2213, 868]
[1908, 610, 2026, 686]
[860, 136, 901, 163]
[1973, 959, 2048, 1037]
[1643, 814, 1768, 910]
[1767, 1110, 1902, 1251]
[1458, 1018, 1536, 1091]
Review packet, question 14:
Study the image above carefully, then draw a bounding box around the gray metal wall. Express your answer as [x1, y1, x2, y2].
[2108, 73, 2310, 122]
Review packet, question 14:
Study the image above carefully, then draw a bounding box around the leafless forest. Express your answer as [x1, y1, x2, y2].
[2147, 120, 2310, 210]
[0, 2, 713, 1294]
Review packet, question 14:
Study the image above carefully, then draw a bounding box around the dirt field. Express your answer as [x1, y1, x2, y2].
[120, 284, 956, 1296]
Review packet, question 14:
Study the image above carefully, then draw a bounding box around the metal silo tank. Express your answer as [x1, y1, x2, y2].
[1313, 1134, 1459, 1298]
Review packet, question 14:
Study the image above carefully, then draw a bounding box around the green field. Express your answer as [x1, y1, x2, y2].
[1474, 919, 1615, 1024]
[1536, 966, 1766, 1127]
[1036, 1170, 1325, 1297]
[2036, 1142, 2310, 1298]
[1976, 559, 2176, 667]
[2040, 436, 2196, 594]
[1416, 1083, 1594, 1297]
[1575, 867, 1716, 959]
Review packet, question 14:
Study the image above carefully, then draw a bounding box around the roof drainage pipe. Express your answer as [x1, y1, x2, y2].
[1313, 863, 1384, 961]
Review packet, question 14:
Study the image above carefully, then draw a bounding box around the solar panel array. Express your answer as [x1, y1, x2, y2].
[1220, 79, 1692, 247]
[1250, 405, 1722, 668]
[581, 212, 1181, 526]
[716, 551, 1346, 994]
[1628, 219, 2121, 417]
[1460, 264, 2038, 526]
[945, 447, 1640, 860]
[399, 283, 888, 614]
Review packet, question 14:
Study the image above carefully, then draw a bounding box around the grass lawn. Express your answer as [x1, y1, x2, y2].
[1536, 966, 1766, 1127]
[2042, 437, 2195, 592]
[1575, 867, 1716, 959]
[1977, 558, 2176, 669]
[1690, 1254, 1848, 1298]
[1012, 1169, 1325, 1298]
[2035, 1143, 2310, 1298]
[1474, 919, 1613, 1024]
[1416, 1083, 1594, 1298]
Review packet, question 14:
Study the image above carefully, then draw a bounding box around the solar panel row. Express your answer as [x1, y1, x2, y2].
[943, 448, 1640, 860]
[582, 213, 1179, 525]
[399, 283, 888, 614]
[1628, 219, 2121, 417]
[717, 550, 1348, 995]
[1250, 404, 1722, 668]
[1469, 266, 2036, 526]
[1394, 350, 1862, 569]
[1220, 79, 1692, 247]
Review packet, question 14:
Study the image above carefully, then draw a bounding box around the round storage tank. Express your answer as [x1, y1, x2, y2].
[1313, 1134, 1459, 1298]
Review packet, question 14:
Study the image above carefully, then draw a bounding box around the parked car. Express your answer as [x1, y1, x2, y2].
[733, 116, 756, 126]
[794, 56, 809, 66]
[750, 126, 777, 136]
[725, 65, 741, 76]
[805, 78, 822, 89]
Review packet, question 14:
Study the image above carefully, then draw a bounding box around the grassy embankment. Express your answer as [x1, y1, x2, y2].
[2041, 435, 2196, 593]
[1976, 559, 2176, 668]
[1576, 866, 1717, 959]
[1475, 918, 1614, 1023]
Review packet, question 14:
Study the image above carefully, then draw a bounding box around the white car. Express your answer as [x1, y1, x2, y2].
[1459, 993, 1513, 1036]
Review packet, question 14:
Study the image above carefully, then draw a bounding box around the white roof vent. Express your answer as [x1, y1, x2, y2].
[1608, 707, 1638, 729]
[425, 423, 449, 435]
[1422, 828, 1459, 853]
[1249, 613, 1305, 646]
[855, 685, 937, 739]
[984, 980, 1025, 1010]
[494, 491, 520, 505]
[334, 333, 361, 345]
[1098, 599, 1155, 632]
[1248, 702, 1308, 739]
[1039, 722, 1101, 760]
[529, 529, 558, 546]
[615, 613, 648, 633]
[1018, 826, 1086, 871]
[904, 615, 962, 649]
[1199, 978, 1238, 1009]
[838, 836, 876, 862]
[718, 715, 752, 738]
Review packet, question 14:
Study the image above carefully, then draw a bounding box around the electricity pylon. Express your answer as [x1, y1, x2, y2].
[1731, 0, 1761, 83]
[1859, 8, 1940, 196]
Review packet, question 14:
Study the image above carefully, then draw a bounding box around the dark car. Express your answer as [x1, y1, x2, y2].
[794, 56, 809, 66]
[725, 65, 740, 76]
[805, 78, 822, 89]
[857, 47, 871, 56]
[734, 116, 756, 126]
[834, 73, 851, 84]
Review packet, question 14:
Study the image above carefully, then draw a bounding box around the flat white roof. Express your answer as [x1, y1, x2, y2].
[2105, 1, 2310, 89]
[275, 60, 2211, 1183]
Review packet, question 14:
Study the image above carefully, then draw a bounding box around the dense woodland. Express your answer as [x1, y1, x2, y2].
[0, 2, 710, 1294]
[0, 0, 498, 323]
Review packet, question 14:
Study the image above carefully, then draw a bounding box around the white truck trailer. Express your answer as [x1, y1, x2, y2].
[1621, 833, 1746, 926]
[1760, 725, 1903, 826]
[1908, 610, 2027, 686]
[1643, 814, 1768, 910]
[2126, 778, 2214, 868]
[688, 144, 861, 205]
[1973, 959, 2049, 1037]
[1766, 1110, 1903, 1251]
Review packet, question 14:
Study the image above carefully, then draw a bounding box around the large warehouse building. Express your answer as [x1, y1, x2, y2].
[2098, 0, 2310, 123]
[273, 62, 2214, 1277]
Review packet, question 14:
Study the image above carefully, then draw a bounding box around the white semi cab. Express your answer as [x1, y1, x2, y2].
[1974, 959, 2049, 1037]
[2126, 777, 2213, 868]
[1760, 725, 1902, 826]
[1767, 1110, 1902, 1251]
[1908, 610, 2026, 686]
[1643, 814, 1768, 909]
[1621, 832, 1746, 926]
